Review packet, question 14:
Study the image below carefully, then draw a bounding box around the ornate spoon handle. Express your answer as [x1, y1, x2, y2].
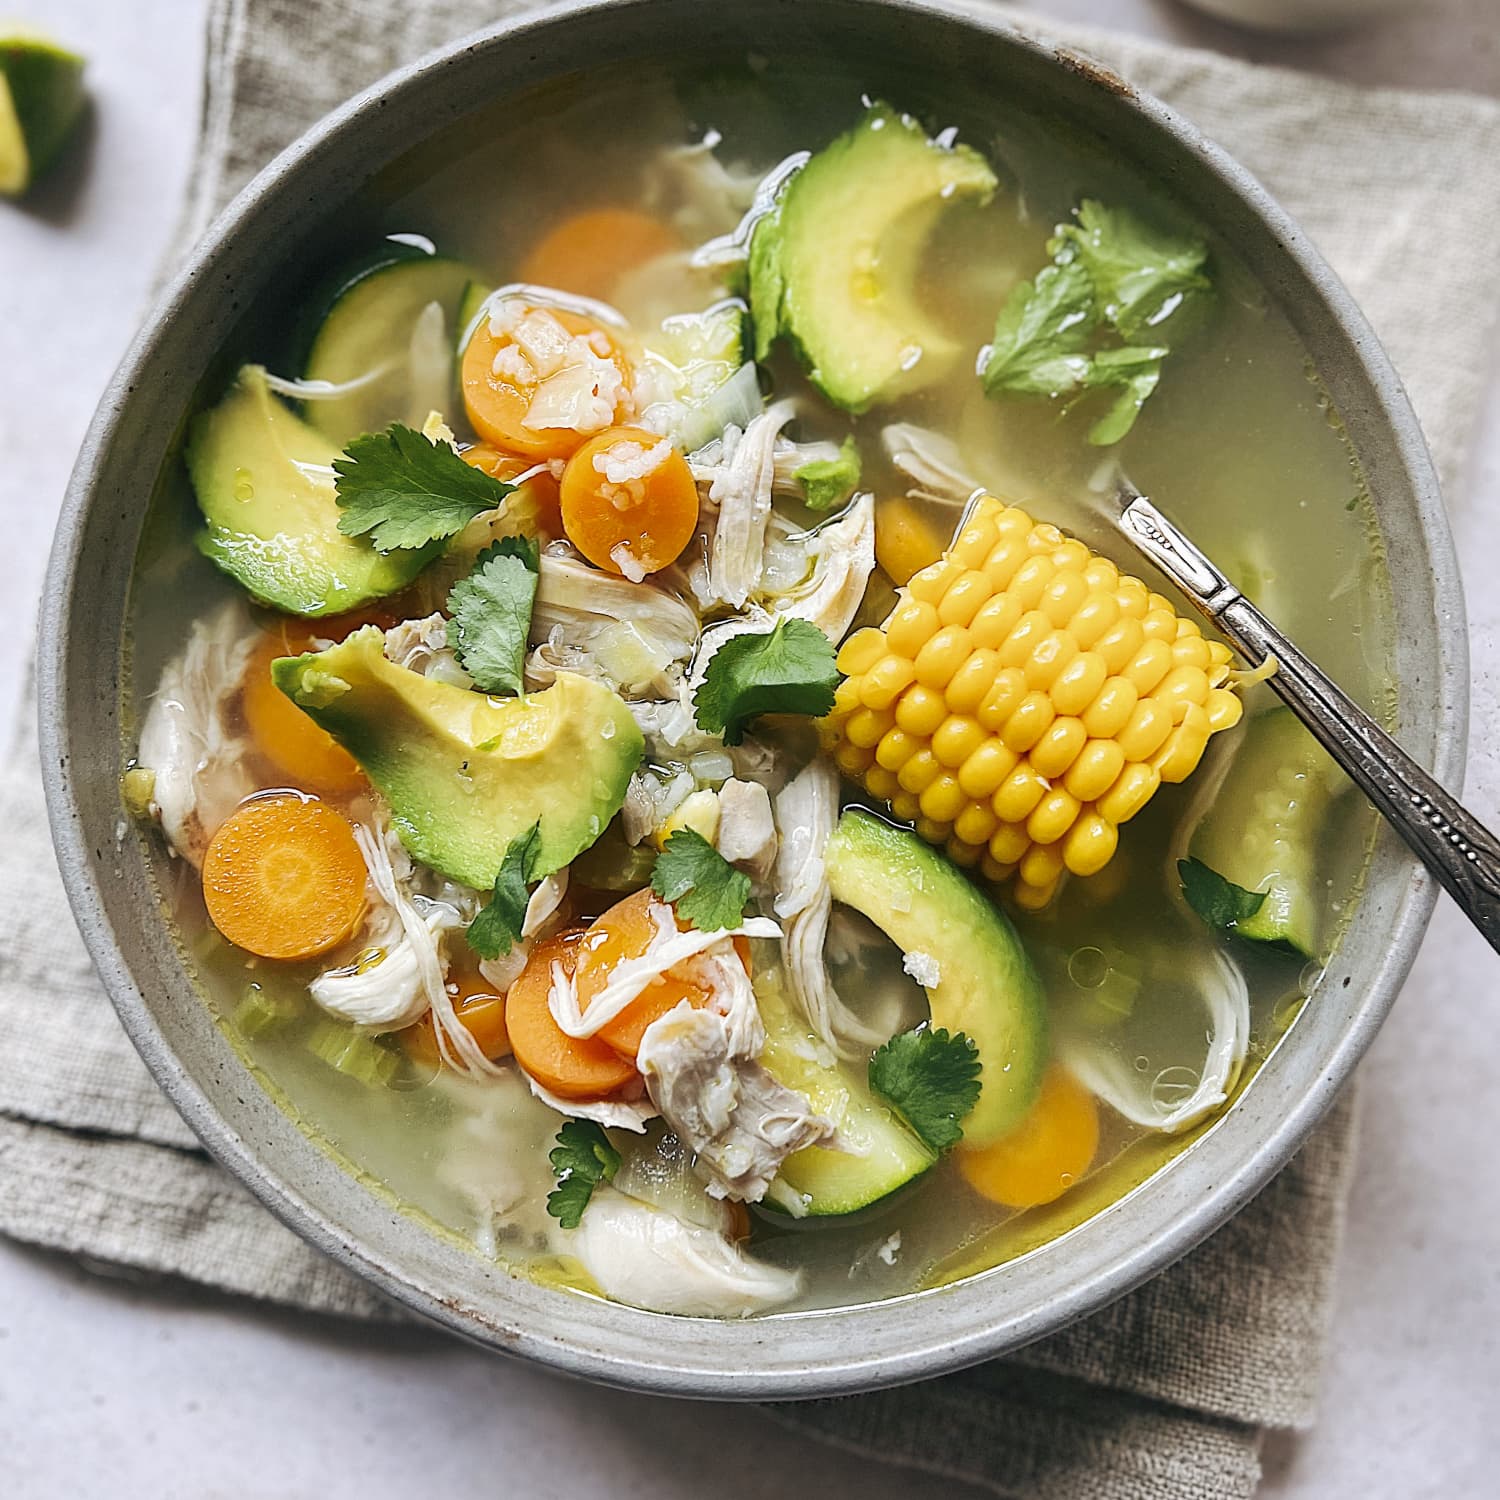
[1117, 492, 1500, 956]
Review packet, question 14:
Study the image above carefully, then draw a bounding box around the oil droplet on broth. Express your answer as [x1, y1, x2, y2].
[233, 466, 255, 503]
[1067, 945, 1109, 989]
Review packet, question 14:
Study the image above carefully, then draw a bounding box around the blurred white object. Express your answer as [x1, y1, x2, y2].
[1177, 0, 1414, 32]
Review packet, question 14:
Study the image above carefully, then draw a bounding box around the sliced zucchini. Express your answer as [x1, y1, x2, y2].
[1187, 708, 1346, 956]
[303, 251, 476, 444]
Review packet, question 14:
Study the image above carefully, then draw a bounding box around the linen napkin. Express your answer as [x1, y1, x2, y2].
[3, 2, 1498, 1497]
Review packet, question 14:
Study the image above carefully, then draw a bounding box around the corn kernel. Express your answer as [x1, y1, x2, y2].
[832, 675, 864, 716]
[915, 816, 953, 845]
[1009, 555, 1056, 611]
[914, 625, 973, 688]
[891, 792, 921, 822]
[838, 628, 886, 675]
[1062, 811, 1118, 876]
[1051, 650, 1107, 716]
[1013, 875, 1060, 911]
[864, 765, 901, 802]
[996, 610, 1051, 669]
[933, 714, 986, 767]
[947, 648, 1003, 715]
[1051, 538, 1090, 574]
[919, 774, 967, 824]
[1120, 637, 1174, 696]
[1097, 761, 1160, 824]
[1031, 521, 1065, 551]
[897, 747, 942, 794]
[1115, 576, 1150, 617]
[885, 599, 940, 659]
[988, 820, 1032, 866]
[875, 727, 918, 772]
[1155, 702, 1212, 783]
[1142, 606, 1180, 642]
[861, 653, 918, 709]
[908, 558, 963, 604]
[1000, 690, 1056, 753]
[875, 497, 948, 585]
[1116, 697, 1174, 761]
[976, 667, 1028, 731]
[984, 538, 1026, 590]
[970, 590, 1026, 649]
[1067, 591, 1119, 649]
[1083, 556, 1119, 593]
[1095, 617, 1145, 673]
[993, 762, 1048, 822]
[1041, 570, 1091, 627]
[1082, 676, 1138, 738]
[958, 740, 1019, 799]
[994, 505, 1032, 537]
[895, 683, 948, 737]
[1027, 786, 1081, 845]
[1206, 686, 1243, 732]
[945, 836, 984, 868]
[845, 706, 895, 749]
[950, 521, 998, 571]
[1155, 663, 1211, 713]
[834, 740, 876, 778]
[1019, 840, 1066, 890]
[954, 802, 999, 847]
[1030, 716, 1088, 779]
[1023, 631, 1078, 691]
[1170, 633, 1213, 670]
[938, 570, 993, 628]
[1063, 739, 1127, 803]
[980, 854, 1015, 883]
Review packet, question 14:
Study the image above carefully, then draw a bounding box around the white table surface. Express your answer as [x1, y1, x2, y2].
[3, 2, 1497, 1495]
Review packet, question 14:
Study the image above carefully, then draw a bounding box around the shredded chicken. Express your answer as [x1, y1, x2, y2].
[880, 421, 983, 503]
[715, 777, 777, 878]
[524, 1075, 656, 1133]
[309, 822, 467, 1032]
[571, 1184, 801, 1317]
[135, 598, 258, 867]
[697, 400, 798, 608]
[621, 766, 696, 846]
[768, 496, 876, 642]
[773, 762, 888, 1058]
[383, 612, 471, 687]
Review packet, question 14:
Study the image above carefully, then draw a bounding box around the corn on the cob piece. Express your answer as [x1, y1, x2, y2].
[824, 496, 1242, 908]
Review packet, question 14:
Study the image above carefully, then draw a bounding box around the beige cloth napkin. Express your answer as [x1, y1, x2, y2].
[3, 1, 1499, 1495]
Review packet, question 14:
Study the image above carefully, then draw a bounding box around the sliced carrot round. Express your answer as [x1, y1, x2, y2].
[956, 1065, 1100, 1209]
[505, 929, 638, 1100]
[461, 442, 563, 535]
[202, 794, 367, 961]
[460, 302, 632, 460]
[518, 208, 681, 302]
[243, 632, 366, 796]
[402, 956, 511, 1068]
[559, 424, 699, 577]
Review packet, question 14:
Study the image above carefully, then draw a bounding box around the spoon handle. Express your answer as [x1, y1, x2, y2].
[1117, 494, 1500, 956]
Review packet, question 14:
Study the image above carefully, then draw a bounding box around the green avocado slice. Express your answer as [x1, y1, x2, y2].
[750, 104, 997, 412]
[188, 365, 440, 617]
[273, 628, 644, 889]
[824, 809, 1047, 1147]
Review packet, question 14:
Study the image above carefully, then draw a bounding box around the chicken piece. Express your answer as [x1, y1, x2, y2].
[880, 421, 981, 503]
[383, 612, 471, 687]
[310, 819, 470, 1033]
[135, 598, 259, 867]
[715, 777, 776, 879]
[773, 761, 888, 1058]
[698, 399, 797, 608]
[768, 495, 876, 643]
[571, 1184, 801, 1317]
[523, 1075, 657, 1133]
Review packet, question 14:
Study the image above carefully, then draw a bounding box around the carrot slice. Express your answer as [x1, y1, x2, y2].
[505, 929, 638, 1099]
[243, 632, 366, 796]
[559, 425, 699, 578]
[461, 442, 563, 535]
[402, 954, 511, 1068]
[518, 208, 681, 302]
[202, 794, 367, 961]
[572, 888, 751, 1059]
[956, 1065, 1099, 1209]
[460, 303, 632, 460]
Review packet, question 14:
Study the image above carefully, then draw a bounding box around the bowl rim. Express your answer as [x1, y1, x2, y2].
[38, 0, 1467, 1398]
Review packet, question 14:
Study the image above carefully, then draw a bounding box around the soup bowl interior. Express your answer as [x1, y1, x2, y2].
[41, 0, 1464, 1397]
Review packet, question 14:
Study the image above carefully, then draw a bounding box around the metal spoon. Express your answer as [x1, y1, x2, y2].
[1113, 483, 1500, 955]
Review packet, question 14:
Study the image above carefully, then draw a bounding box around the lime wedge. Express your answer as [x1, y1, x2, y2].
[0, 32, 86, 198]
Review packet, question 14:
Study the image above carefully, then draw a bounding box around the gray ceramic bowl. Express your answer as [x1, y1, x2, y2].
[40, 0, 1465, 1397]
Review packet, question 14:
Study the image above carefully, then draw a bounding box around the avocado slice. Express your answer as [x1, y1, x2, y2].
[0, 33, 86, 198]
[758, 972, 936, 1217]
[750, 104, 997, 412]
[188, 366, 440, 617]
[824, 810, 1046, 1147]
[273, 628, 643, 888]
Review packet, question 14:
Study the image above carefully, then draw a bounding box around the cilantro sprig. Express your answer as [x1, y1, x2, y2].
[795, 436, 862, 513]
[334, 423, 515, 551]
[446, 535, 540, 697]
[982, 198, 1209, 445]
[1177, 856, 1267, 936]
[651, 828, 752, 933]
[693, 618, 841, 746]
[466, 822, 542, 960]
[546, 1119, 621, 1230]
[869, 1026, 982, 1154]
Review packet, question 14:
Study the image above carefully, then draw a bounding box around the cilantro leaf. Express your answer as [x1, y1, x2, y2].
[466, 821, 542, 959]
[795, 436, 862, 513]
[651, 828, 752, 932]
[1084, 343, 1169, 446]
[980, 259, 1098, 399]
[334, 424, 514, 551]
[693, 618, 841, 746]
[546, 1119, 622, 1229]
[446, 535, 540, 696]
[868, 1026, 982, 1154]
[1050, 199, 1210, 341]
[1177, 856, 1267, 935]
